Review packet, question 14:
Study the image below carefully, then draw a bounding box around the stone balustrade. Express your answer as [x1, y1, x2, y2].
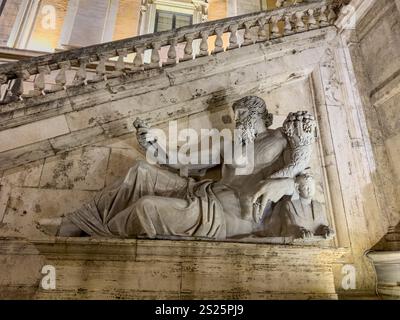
[0, 0, 338, 105]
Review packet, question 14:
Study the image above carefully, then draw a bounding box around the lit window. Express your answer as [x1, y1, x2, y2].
[0, 0, 7, 16]
[155, 10, 192, 32]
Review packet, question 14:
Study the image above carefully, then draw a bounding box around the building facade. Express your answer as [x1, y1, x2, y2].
[0, 0, 283, 53]
[0, 0, 399, 300]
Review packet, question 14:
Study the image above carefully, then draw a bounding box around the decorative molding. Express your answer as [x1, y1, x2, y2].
[335, 0, 376, 35]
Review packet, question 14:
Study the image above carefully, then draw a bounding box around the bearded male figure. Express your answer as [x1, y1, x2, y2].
[39, 96, 317, 240]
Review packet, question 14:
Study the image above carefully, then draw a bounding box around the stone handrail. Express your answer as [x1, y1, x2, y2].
[0, 0, 338, 104]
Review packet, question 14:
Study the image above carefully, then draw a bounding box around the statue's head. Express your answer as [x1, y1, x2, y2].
[295, 171, 316, 200]
[232, 96, 273, 144]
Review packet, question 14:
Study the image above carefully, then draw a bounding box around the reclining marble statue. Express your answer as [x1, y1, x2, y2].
[39, 96, 334, 241]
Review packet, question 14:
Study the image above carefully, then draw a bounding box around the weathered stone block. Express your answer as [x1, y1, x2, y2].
[0, 140, 55, 171]
[106, 147, 144, 186]
[1, 159, 44, 188]
[0, 116, 70, 153]
[0, 187, 96, 239]
[40, 147, 110, 190]
[49, 126, 106, 153]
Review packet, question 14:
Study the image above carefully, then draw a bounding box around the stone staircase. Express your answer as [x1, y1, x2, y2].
[0, 1, 339, 104]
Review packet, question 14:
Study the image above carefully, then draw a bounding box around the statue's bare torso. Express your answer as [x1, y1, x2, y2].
[218, 129, 288, 236]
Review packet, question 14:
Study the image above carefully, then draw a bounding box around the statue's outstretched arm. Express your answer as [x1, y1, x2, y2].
[133, 118, 221, 174]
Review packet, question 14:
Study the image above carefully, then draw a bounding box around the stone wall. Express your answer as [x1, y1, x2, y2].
[348, 0, 400, 233]
[0, 21, 388, 299]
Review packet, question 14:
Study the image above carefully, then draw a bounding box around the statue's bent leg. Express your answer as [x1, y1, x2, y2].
[61, 160, 189, 237]
[95, 160, 188, 220]
[107, 195, 200, 239]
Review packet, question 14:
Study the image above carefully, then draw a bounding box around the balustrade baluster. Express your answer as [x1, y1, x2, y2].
[70, 58, 88, 87]
[1, 72, 27, 103]
[257, 18, 269, 43]
[271, 16, 281, 38]
[227, 24, 238, 50]
[328, 7, 337, 24]
[88, 54, 107, 83]
[164, 38, 178, 66]
[181, 34, 195, 62]
[13, 71, 30, 101]
[295, 11, 306, 32]
[131, 46, 145, 72]
[23, 66, 49, 98]
[149, 42, 161, 68]
[318, 6, 329, 27]
[283, 14, 294, 35]
[46, 61, 70, 93]
[307, 9, 318, 29]
[108, 49, 127, 78]
[212, 28, 224, 54]
[0, 75, 8, 103]
[198, 31, 209, 56]
[243, 21, 255, 46]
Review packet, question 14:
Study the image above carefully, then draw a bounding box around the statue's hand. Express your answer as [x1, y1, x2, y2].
[133, 118, 157, 150]
[251, 178, 295, 206]
[240, 178, 295, 223]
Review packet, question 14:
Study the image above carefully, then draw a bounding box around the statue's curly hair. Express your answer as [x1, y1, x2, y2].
[295, 169, 314, 184]
[232, 96, 273, 128]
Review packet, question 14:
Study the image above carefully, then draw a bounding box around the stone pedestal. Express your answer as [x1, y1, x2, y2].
[366, 226, 400, 300]
[0, 237, 347, 299]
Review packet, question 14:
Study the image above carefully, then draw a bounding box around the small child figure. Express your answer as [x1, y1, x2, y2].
[263, 171, 335, 239]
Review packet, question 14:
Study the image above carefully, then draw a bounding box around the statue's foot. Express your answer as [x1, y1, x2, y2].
[297, 227, 313, 239]
[318, 225, 335, 239]
[37, 218, 62, 236]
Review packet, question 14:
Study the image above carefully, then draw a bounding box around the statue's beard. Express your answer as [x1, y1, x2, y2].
[235, 116, 257, 145]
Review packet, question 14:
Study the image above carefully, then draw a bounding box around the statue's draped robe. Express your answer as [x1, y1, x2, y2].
[67, 161, 230, 239]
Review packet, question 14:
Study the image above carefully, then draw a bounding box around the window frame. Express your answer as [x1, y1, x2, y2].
[154, 9, 193, 32]
[140, 0, 207, 35]
[0, 0, 7, 16]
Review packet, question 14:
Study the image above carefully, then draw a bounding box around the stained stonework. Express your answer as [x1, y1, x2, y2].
[340, 0, 400, 300]
[0, 237, 348, 299]
[0, 0, 399, 300]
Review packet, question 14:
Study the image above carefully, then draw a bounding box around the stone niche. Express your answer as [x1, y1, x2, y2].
[0, 23, 387, 299]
